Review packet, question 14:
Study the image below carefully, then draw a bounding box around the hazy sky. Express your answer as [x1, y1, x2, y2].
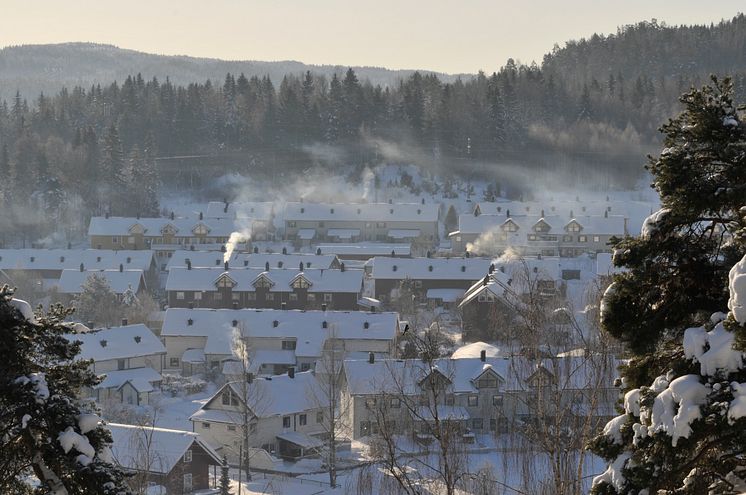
[1, 1, 742, 73]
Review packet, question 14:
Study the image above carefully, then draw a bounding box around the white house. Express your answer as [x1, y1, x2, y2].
[190, 370, 329, 462]
[65, 323, 166, 405]
[57, 268, 147, 298]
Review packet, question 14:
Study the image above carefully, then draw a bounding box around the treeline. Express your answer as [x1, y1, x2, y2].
[1, 17, 746, 245]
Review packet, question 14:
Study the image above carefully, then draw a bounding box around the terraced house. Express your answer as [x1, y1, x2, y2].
[284, 201, 439, 246]
[165, 263, 362, 310]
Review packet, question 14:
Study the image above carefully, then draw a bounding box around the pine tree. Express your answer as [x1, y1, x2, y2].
[0, 288, 131, 494]
[219, 456, 231, 495]
[100, 125, 126, 214]
[590, 77, 746, 494]
[73, 274, 122, 328]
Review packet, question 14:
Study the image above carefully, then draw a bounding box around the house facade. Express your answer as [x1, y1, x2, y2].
[165, 265, 362, 310]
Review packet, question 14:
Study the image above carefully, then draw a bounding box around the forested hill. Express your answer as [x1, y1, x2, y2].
[0, 42, 461, 102]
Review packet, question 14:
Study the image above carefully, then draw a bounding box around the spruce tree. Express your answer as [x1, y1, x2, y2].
[0, 287, 131, 494]
[591, 77, 746, 494]
[219, 456, 231, 495]
[73, 274, 122, 328]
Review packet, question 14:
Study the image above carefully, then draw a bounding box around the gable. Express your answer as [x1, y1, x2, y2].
[214, 273, 237, 289]
[565, 220, 583, 232]
[501, 219, 519, 232]
[290, 274, 313, 289]
[192, 223, 210, 235]
[160, 223, 178, 235]
[252, 273, 275, 289]
[128, 223, 145, 235]
[532, 219, 551, 233]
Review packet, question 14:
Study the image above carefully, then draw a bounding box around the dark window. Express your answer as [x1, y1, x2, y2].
[299, 414, 307, 426]
[283, 416, 291, 428]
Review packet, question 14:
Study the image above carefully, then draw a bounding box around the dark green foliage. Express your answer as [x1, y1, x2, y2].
[219, 456, 231, 495]
[0, 286, 131, 493]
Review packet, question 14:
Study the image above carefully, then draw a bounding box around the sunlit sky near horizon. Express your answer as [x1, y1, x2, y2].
[1, 1, 743, 73]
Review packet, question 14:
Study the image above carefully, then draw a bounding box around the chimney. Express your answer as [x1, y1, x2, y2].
[483, 275, 489, 286]
[105, 212, 109, 219]
[316, 247, 322, 255]
[232, 319, 238, 326]
[537, 253, 542, 260]
[368, 352, 375, 364]
[224, 261, 229, 271]
[126, 257, 131, 264]
[282, 247, 287, 255]
[265, 261, 270, 271]
[87, 320, 95, 329]
[100, 340, 107, 347]
[221, 245, 226, 253]
[340, 262, 345, 272]
[253, 246, 259, 253]
[371, 306, 376, 313]
[121, 318, 128, 326]
[186, 260, 192, 270]
[244, 260, 249, 267]
[136, 212, 140, 219]
[288, 367, 295, 379]
[321, 303, 327, 312]
[190, 244, 195, 251]
[506, 209, 510, 217]
[187, 318, 193, 326]
[224, 202, 229, 213]
[199, 211, 203, 220]
[299, 261, 304, 271]
[480, 349, 486, 362]
[421, 197, 425, 205]
[170, 211, 175, 220]
[281, 302, 287, 310]
[247, 373, 254, 384]
[67, 241, 72, 249]
[388, 199, 392, 204]
[488, 263, 495, 274]
[80, 263, 84, 272]
[119, 263, 123, 272]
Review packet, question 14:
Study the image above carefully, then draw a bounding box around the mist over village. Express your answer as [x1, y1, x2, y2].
[2, 3, 746, 494]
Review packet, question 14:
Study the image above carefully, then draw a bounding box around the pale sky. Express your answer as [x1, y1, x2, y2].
[1, 1, 742, 74]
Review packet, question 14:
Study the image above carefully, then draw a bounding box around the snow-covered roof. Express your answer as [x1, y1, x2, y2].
[57, 269, 145, 294]
[165, 251, 339, 271]
[314, 243, 411, 257]
[298, 229, 316, 240]
[369, 257, 492, 281]
[425, 288, 466, 302]
[165, 266, 362, 293]
[196, 371, 328, 419]
[66, 324, 166, 362]
[475, 199, 655, 223]
[451, 342, 504, 359]
[327, 228, 360, 238]
[88, 216, 244, 238]
[248, 349, 296, 372]
[108, 423, 221, 474]
[95, 367, 162, 392]
[205, 201, 274, 220]
[276, 431, 324, 449]
[162, 308, 399, 357]
[343, 357, 514, 396]
[285, 202, 438, 223]
[0, 249, 154, 272]
[181, 348, 206, 363]
[455, 213, 626, 236]
[388, 229, 421, 239]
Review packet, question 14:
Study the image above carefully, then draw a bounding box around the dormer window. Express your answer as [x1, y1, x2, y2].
[330, 208, 335, 214]
[363, 322, 369, 329]
[129, 223, 145, 235]
[252, 274, 274, 289]
[187, 319, 193, 326]
[566, 221, 582, 233]
[192, 223, 209, 236]
[215, 274, 236, 289]
[291, 275, 312, 289]
[501, 220, 519, 232]
[300, 207, 305, 213]
[60, 256, 65, 262]
[322, 321, 328, 329]
[134, 336, 141, 343]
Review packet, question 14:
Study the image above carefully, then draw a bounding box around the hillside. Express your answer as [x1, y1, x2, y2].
[0, 42, 462, 102]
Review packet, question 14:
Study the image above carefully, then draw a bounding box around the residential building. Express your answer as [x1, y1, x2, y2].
[164, 251, 340, 272]
[57, 267, 147, 299]
[108, 423, 222, 494]
[165, 265, 362, 310]
[65, 323, 166, 405]
[160, 307, 400, 375]
[284, 202, 439, 247]
[190, 371, 328, 462]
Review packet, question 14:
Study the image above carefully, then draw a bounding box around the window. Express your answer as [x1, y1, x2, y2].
[324, 293, 333, 302]
[299, 414, 307, 426]
[376, 222, 386, 228]
[283, 416, 291, 428]
[365, 398, 377, 408]
[232, 292, 240, 301]
[222, 390, 239, 406]
[282, 340, 297, 350]
[210, 360, 219, 369]
[472, 418, 484, 430]
[593, 235, 600, 243]
[308, 293, 316, 302]
[170, 357, 180, 368]
[414, 280, 422, 289]
[492, 395, 503, 407]
[563, 235, 572, 242]
[176, 291, 185, 300]
[578, 235, 587, 243]
[318, 221, 325, 228]
[445, 394, 455, 406]
[183, 449, 192, 463]
[194, 292, 202, 300]
[288, 221, 296, 228]
[477, 376, 497, 388]
[528, 234, 537, 241]
[266, 293, 275, 301]
[390, 398, 401, 408]
[300, 362, 311, 371]
[202, 422, 211, 429]
[183, 473, 193, 492]
[289, 293, 298, 301]
[317, 411, 324, 423]
[214, 292, 223, 301]
[468, 395, 479, 407]
[117, 359, 126, 371]
[112, 236, 119, 244]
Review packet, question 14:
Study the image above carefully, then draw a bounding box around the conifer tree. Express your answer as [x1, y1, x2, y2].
[219, 456, 231, 495]
[73, 274, 122, 328]
[591, 77, 746, 494]
[0, 287, 131, 494]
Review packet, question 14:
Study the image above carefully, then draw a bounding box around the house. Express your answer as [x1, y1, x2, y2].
[284, 202, 439, 247]
[165, 264, 362, 310]
[164, 250, 340, 273]
[449, 213, 627, 257]
[342, 352, 619, 441]
[0, 248, 157, 291]
[365, 256, 492, 303]
[160, 307, 400, 375]
[87, 215, 253, 253]
[65, 323, 166, 405]
[57, 267, 147, 299]
[108, 423, 222, 494]
[312, 242, 412, 260]
[190, 370, 328, 462]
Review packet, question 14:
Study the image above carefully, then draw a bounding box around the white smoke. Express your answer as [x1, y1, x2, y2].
[224, 230, 251, 263]
[466, 226, 508, 257]
[361, 167, 375, 202]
